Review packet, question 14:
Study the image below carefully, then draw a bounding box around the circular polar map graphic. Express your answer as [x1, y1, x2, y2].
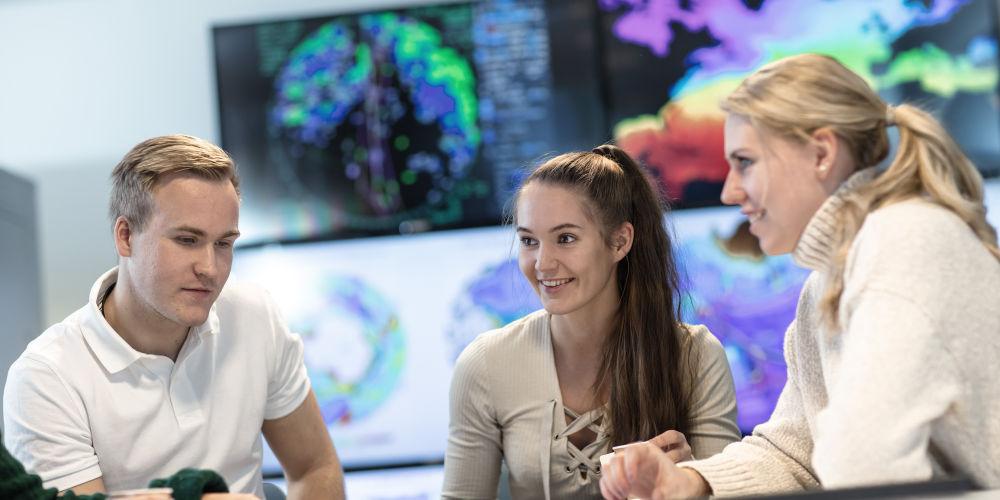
[294, 275, 406, 425]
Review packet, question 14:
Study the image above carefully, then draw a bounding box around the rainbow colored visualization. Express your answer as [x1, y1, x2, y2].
[294, 275, 406, 426]
[677, 234, 811, 432]
[599, 0, 999, 206]
[269, 9, 484, 227]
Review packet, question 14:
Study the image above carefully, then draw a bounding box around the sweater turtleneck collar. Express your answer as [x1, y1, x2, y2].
[792, 167, 879, 271]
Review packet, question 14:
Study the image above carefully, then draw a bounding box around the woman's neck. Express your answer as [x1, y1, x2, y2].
[549, 297, 619, 413]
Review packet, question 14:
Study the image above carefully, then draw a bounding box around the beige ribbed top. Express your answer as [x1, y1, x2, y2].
[681, 169, 1000, 495]
[443, 309, 741, 499]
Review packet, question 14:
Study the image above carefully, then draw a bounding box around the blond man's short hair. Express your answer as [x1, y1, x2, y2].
[109, 134, 240, 232]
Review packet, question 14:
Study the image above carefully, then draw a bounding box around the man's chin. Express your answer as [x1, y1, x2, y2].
[175, 309, 211, 328]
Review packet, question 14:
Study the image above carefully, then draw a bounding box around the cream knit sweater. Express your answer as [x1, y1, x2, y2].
[444, 311, 741, 499]
[682, 170, 1000, 495]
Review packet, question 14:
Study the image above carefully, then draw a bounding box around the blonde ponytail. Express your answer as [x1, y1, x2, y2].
[820, 104, 999, 327]
[723, 54, 999, 329]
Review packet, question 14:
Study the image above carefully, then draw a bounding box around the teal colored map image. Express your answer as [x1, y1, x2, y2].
[447, 258, 541, 361]
[293, 275, 406, 425]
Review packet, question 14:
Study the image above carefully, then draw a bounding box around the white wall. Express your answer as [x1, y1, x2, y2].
[0, 168, 41, 427]
[0, 0, 434, 327]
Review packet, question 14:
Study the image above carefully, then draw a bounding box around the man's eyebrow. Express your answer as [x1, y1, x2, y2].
[172, 226, 206, 237]
[171, 226, 241, 239]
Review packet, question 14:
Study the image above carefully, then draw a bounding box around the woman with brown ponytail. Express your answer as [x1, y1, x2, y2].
[441, 145, 741, 499]
[601, 53, 1000, 499]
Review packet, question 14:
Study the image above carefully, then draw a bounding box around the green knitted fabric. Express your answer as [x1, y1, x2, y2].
[0, 431, 106, 500]
[2, 431, 227, 499]
[148, 468, 229, 500]
[0, 437, 58, 500]
[61, 491, 108, 500]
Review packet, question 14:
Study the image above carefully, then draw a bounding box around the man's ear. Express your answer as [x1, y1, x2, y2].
[612, 222, 634, 262]
[810, 127, 840, 180]
[113, 216, 134, 258]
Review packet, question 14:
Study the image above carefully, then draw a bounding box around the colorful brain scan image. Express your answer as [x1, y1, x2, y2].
[216, 3, 499, 244]
[270, 12, 482, 220]
[598, 0, 1000, 207]
[293, 275, 406, 426]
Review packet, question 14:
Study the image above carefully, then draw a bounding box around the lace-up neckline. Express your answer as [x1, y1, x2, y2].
[556, 406, 610, 478]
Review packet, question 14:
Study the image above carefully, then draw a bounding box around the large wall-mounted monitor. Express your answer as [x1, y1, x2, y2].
[598, 0, 1000, 207]
[231, 225, 540, 471]
[214, 0, 605, 246]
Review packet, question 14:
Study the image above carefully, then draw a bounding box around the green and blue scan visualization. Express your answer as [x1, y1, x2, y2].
[599, 0, 1000, 208]
[215, 3, 496, 243]
[216, 0, 568, 244]
[270, 12, 482, 223]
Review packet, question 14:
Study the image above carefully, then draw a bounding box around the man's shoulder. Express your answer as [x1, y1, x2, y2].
[6, 306, 96, 406]
[16, 306, 92, 367]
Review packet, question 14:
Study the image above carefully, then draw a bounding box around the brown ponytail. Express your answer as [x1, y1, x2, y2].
[515, 145, 693, 445]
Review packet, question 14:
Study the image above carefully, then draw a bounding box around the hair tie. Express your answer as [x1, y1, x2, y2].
[885, 105, 897, 127]
[592, 145, 617, 160]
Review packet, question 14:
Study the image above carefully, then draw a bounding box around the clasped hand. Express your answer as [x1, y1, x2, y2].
[599, 430, 710, 499]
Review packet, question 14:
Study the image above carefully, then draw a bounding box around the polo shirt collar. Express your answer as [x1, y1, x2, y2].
[81, 267, 220, 374]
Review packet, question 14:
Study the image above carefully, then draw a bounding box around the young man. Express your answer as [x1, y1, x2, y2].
[3, 135, 345, 499]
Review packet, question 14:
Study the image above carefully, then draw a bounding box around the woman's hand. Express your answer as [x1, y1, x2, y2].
[647, 430, 692, 463]
[599, 442, 710, 500]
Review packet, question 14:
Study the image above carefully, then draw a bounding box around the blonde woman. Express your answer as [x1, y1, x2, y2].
[601, 53, 1000, 499]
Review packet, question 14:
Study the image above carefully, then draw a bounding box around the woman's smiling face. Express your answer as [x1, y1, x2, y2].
[721, 114, 832, 255]
[515, 182, 626, 319]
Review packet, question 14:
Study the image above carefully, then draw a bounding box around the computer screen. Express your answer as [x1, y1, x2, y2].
[598, 0, 1000, 208]
[231, 225, 539, 471]
[672, 208, 809, 432]
[213, 0, 605, 245]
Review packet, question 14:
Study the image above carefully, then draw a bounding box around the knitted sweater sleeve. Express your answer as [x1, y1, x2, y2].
[680, 319, 820, 496]
[684, 326, 741, 460]
[441, 335, 503, 500]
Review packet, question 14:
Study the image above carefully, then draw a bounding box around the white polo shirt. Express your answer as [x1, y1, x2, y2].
[2, 268, 311, 497]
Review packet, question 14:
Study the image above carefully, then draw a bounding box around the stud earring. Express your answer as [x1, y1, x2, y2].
[818, 163, 830, 172]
